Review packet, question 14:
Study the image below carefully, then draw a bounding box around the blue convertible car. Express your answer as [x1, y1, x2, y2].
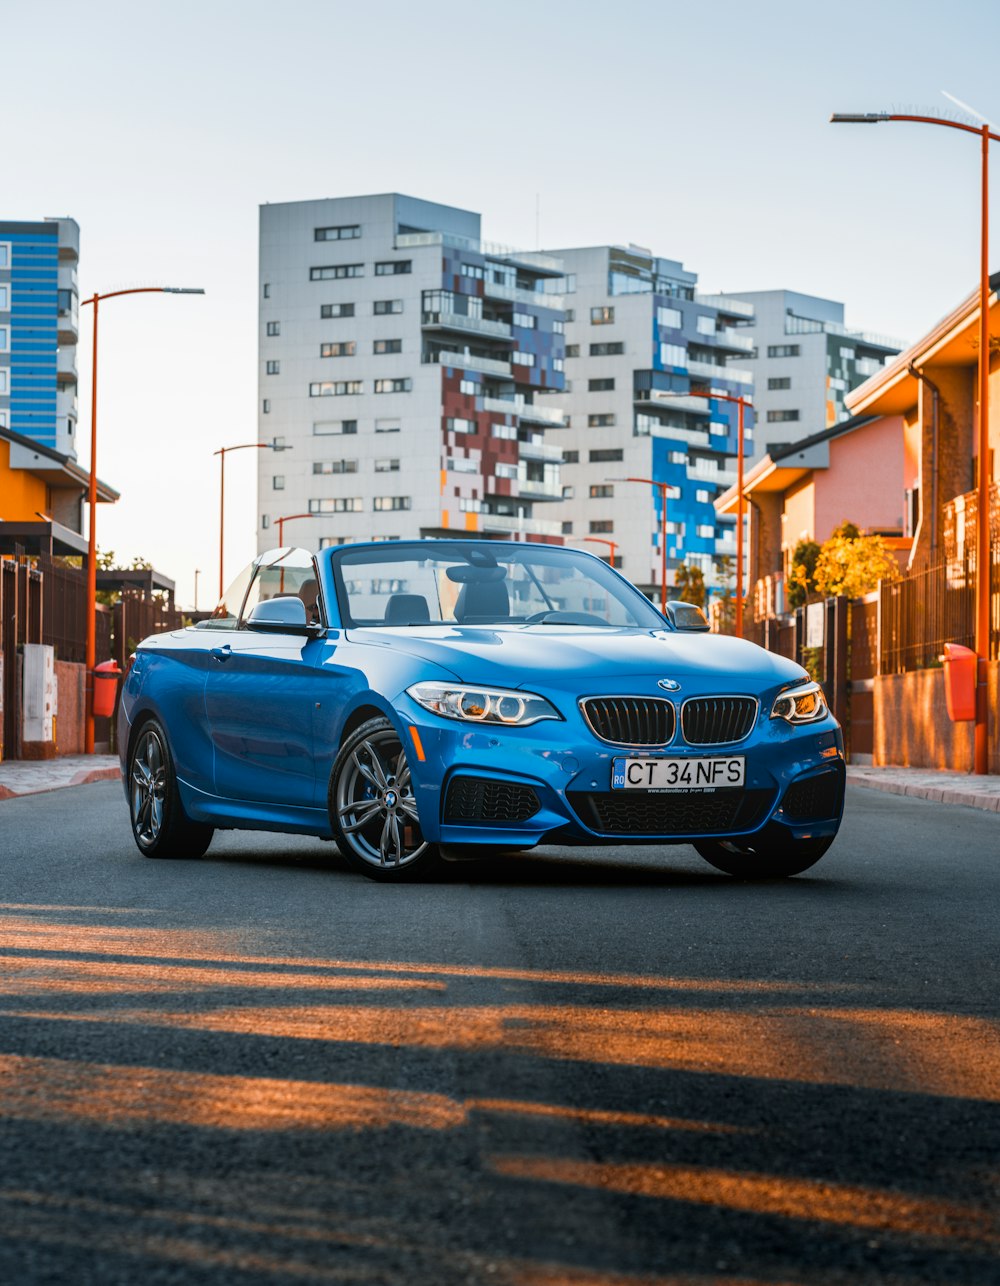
[119, 541, 845, 881]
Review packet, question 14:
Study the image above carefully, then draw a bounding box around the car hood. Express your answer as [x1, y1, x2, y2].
[345, 625, 805, 691]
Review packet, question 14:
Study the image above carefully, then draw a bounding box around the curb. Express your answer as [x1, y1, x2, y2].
[69, 766, 121, 788]
[0, 784, 14, 801]
[847, 770, 1000, 814]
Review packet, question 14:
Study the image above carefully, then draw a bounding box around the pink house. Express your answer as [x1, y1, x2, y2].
[715, 412, 915, 614]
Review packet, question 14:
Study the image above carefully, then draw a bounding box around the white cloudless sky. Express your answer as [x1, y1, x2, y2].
[5, 0, 1000, 607]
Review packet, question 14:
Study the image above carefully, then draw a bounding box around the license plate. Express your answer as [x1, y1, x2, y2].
[611, 756, 745, 791]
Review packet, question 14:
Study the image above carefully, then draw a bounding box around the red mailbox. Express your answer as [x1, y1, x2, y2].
[942, 643, 977, 722]
[92, 660, 122, 719]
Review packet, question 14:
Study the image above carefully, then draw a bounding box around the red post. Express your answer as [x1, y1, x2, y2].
[736, 397, 745, 640]
[975, 122, 991, 774]
[84, 293, 99, 755]
[659, 481, 668, 615]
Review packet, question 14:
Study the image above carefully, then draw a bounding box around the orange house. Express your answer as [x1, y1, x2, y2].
[0, 424, 117, 542]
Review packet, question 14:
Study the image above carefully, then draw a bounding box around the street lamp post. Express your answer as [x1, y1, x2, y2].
[580, 535, 620, 567]
[275, 512, 316, 546]
[831, 110, 996, 772]
[194, 569, 201, 613]
[80, 285, 204, 755]
[612, 476, 672, 613]
[214, 441, 289, 598]
[661, 389, 752, 638]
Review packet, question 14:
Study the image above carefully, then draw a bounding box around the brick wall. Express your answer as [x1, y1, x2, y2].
[874, 662, 1000, 773]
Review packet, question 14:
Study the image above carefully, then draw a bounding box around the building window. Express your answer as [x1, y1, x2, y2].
[669, 451, 686, 464]
[564, 309, 575, 322]
[590, 520, 614, 533]
[491, 422, 517, 440]
[321, 341, 356, 358]
[660, 343, 686, 367]
[374, 496, 412, 511]
[561, 521, 574, 535]
[262, 514, 270, 529]
[315, 224, 361, 241]
[262, 283, 270, 299]
[696, 315, 716, 336]
[448, 456, 478, 474]
[374, 299, 403, 315]
[552, 357, 565, 373]
[767, 409, 800, 422]
[266, 360, 280, 375]
[460, 263, 485, 281]
[768, 377, 791, 390]
[590, 484, 614, 498]
[552, 319, 565, 334]
[321, 302, 355, 318]
[590, 306, 615, 325]
[562, 485, 575, 499]
[375, 260, 412, 276]
[589, 448, 623, 462]
[588, 377, 615, 392]
[696, 489, 711, 503]
[313, 419, 358, 435]
[374, 339, 402, 354]
[566, 344, 580, 358]
[0, 369, 8, 394]
[262, 398, 271, 414]
[460, 379, 477, 396]
[375, 418, 401, 433]
[588, 413, 615, 427]
[310, 497, 363, 514]
[374, 377, 412, 394]
[446, 417, 476, 434]
[590, 342, 624, 357]
[310, 380, 363, 397]
[512, 351, 535, 367]
[767, 344, 800, 358]
[313, 459, 359, 474]
[266, 321, 280, 337]
[374, 458, 400, 472]
[273, 476, 285, 490]
[512, 311, 537, 329]
[562, 450, 579, 463]
[310, 264, 363, 281]
[657, 305, 682, 329]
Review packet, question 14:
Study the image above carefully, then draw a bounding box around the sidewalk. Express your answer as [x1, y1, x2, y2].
[846, 764, 1000, 814]
[0, 755, 120, 800]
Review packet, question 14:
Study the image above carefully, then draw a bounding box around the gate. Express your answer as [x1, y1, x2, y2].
[0, 555, 44, 760]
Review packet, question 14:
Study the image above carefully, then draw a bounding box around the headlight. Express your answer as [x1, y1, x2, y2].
[770, 680, 828, 725]
[407, 682, 561, 726]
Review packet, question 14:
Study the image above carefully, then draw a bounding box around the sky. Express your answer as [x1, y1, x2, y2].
[6, 0, 1000, 608]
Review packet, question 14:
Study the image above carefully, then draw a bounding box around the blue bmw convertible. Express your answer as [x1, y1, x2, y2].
[119, 541, 845, 881]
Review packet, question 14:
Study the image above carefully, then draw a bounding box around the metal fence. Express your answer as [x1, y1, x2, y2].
[878, 551, 1000, 675]
[1, 555, 44, 759]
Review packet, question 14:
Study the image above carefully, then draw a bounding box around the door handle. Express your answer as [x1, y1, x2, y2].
[211, 645, 232, 663]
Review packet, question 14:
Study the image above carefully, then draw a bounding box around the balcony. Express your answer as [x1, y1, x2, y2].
[482, 395, 568, 427]
[694, 293, 754, 318]
[688, 464, 737, 486]
[425, 350, 512, 378]
[478, 512, 564, 537]
[516, 476, 564, 501]
[484, 279, 563, 311]
[634, 390, 711, 415]
[421, 311, 512, 341]
[784, 313, 904, 352]
[518, 439, 564, 463]
[719, 328, 755, 352]
[687, 359, 753, 385]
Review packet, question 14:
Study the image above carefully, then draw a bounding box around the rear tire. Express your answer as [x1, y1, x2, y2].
[128, 719, 214, 860]
[694, 833, 833, 879]
[329, 717, 441, 882]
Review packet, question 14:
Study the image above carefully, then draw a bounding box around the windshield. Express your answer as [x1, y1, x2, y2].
[331, 542, 666, 630]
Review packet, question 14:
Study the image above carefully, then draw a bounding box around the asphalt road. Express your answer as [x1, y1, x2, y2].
[0, 782, 998, 1286]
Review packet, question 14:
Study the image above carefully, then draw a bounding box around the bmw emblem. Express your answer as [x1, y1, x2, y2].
[658, 679, 681, 692]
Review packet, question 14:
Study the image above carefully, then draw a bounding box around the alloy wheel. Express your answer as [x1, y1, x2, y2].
[334, 727, 428, 870]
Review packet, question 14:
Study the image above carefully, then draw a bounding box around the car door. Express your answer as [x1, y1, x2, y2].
[203, 549, 324, 809]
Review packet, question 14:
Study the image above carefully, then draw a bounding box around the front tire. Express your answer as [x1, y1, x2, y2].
[329, 717, 441, 881]
[694, 832, 833, 879]
[128, 719, 214, 860]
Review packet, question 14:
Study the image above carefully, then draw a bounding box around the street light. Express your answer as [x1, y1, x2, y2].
[213, 440, 291, 598]
[831, 108, 997, 772]
[610, 476, 673, 613]
[275, 512, 316, 546]
[659, 389, 753, 638]
[579, 535, 620, 567]
[80, 285, 204, 755]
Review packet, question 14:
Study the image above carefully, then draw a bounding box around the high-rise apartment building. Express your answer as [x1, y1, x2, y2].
[543, 244, 755, 597]
[0, 218, 79, 454]
[724, 289, 902, 460]
[257, 194, 568, 551]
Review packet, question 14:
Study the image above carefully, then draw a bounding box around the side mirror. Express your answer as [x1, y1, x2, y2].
[665, 600, 710, 633]
[246, 596, 322, 636]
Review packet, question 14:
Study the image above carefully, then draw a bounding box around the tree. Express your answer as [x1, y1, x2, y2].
[712, 555, 736, 633]
[786, 539, 820, 610]
[673, 562, 706, 608]
[813, 529, 900, 599]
